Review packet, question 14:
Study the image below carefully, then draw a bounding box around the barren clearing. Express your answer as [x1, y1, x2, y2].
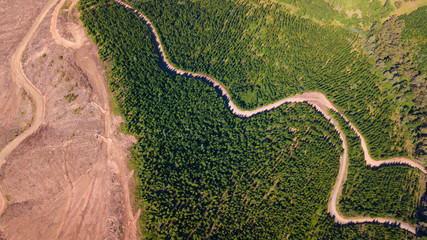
[0, 0, 57, 219]
[0, 0, 137, 239]
[114, 0, 426, 234]
[0, 0, 41, 155]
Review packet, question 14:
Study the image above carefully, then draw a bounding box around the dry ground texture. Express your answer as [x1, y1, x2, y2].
[0, 0, 139, 239]
[0, 0, 38, 152]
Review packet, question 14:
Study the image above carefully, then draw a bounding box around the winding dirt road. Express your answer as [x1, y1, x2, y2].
[112, 0, 426, 234]
[0, 0, 58, 218]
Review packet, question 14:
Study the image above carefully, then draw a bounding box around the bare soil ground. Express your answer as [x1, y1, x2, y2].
[0, 0, 42, 151]
[0, 0, 138, 239]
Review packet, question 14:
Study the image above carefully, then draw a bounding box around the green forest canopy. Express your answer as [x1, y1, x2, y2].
[123, 0, 426, 162]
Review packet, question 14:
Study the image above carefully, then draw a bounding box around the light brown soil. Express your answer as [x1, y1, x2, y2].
[50, 0, 84, 49]
[0, 0, 42, 153]
[0, 0, 138, 239]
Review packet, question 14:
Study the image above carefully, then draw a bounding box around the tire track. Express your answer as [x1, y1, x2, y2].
[51, 0, 138, 239]
[55, 143, 74, 240]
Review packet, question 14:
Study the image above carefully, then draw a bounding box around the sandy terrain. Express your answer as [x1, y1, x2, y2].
[114, 0, 426, 234]
[0, 0, 50, 224]
[0, 0, 42, 153]
[0, 0, 138, 239]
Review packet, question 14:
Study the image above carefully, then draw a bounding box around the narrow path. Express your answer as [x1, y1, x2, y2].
[50, 0, 84, 49]
[0, 0, 59, 217]
[112, 0, 426, 234]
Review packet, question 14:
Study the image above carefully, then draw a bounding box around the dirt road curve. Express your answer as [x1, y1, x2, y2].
[113, 0, 426, 234]
[0, 0, 58, 217]
[50, 0, 84, 48]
